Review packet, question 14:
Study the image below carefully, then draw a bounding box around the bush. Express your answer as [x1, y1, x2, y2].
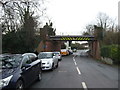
[101, 45, 110, 58]
[101, 45, 119, 64]
[110, 45, 119, 64]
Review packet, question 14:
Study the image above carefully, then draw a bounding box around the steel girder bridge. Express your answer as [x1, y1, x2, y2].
[49, 35, 96, 41]
[37, 35, 100, 59]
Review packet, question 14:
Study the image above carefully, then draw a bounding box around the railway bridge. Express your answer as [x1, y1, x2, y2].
[36, 34, 100, 59]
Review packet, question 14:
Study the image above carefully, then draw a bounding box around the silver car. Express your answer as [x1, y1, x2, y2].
[54, 52, 62, 61]
[38, 52, 59, 70]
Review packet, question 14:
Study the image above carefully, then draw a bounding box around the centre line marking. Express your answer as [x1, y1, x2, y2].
[76, 67, 81, 75]
[82, 82, 88, 90]
[73, 57, 74, 59]
[73, 58, 75, 62]
[74, 61, 77, 65]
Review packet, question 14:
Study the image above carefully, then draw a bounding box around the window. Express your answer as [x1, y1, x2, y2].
[29, 54, 36, 62]
[38, 53, 53, 59]
[22, 56, 31, 66]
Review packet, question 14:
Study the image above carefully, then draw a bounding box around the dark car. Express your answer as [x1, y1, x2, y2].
[0, 53, 42, 90]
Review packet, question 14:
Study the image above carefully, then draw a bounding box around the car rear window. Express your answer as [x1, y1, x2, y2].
[38, 53, 53, 59]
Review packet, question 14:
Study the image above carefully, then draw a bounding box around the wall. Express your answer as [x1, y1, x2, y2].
[37, 41, 61, 52]
[89, 41, 101, 59]
[36, 41, 44, 52]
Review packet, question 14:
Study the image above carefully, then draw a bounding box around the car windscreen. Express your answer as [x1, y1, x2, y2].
[54, 52, 60, 55]
[38, 53, 53, 59]
[61, 49, 67, 52]
[0, 55, 22, 69]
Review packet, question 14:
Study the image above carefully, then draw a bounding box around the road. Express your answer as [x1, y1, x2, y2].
[30, 50, 118, 89]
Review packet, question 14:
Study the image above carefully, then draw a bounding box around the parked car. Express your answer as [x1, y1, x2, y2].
[73, 48, 77, 52]
[80, 50, 89, 57]
[60, 49, 69, 56]
[53, 52, 62, 61]
[38, 52, 59, 70]
[0, 53, 42, 90]
[68, 50, 73, 55]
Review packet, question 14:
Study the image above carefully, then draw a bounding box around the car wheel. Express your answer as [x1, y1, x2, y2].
[58, 58, 62, 61]
[37, 69, 42, 81]
[60, 58, 62, 61]
[51, 63, 54, 71]
[16, 80, 24, 90]
[56, 62, 59, 68]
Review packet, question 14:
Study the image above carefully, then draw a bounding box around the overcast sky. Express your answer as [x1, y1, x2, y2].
[45, 0, 119, 35]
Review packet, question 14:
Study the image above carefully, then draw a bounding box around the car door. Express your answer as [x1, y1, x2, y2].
[21, 55, 33, 86]
[55, 53, 59, 60]
[28, 54, 41, 81]
[55, 53, 59, 64]
[53, 53, 58, 66]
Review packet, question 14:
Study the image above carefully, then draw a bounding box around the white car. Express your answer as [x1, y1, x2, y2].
[73, 49, 77, 52]
[80, 50, 89, 57]
[61, 49, 69, 56]
[38, 52, 59, 70]
[54, 52, 62, 61]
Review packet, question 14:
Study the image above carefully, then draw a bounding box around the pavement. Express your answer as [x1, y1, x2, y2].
[30, 50, 118, 89]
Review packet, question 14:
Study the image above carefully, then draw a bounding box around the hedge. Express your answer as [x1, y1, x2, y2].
[100, 45, 119, 64]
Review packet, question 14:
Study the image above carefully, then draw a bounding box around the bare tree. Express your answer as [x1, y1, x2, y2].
[84, 12, 117, 37]
[0, 0, 46, 33]
[96, 12, 116, 30]
[85, 24, 94, 35]
[1, 0, 47, 53]
[96, 12, 110, 29]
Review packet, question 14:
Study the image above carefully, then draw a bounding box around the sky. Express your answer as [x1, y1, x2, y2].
[45, 0, 119, 35]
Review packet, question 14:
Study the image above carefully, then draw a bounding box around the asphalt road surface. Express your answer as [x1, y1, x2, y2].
[30, 50, 118, 89]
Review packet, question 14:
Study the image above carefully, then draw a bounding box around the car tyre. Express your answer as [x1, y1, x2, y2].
[16, 80, 24, 90]
[37, 69, 42, 81]
[51, 63, 54, 71]
[58, 58, 62, 61]
[56, 62, 59, 68]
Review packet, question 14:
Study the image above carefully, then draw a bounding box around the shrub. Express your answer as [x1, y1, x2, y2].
[101, 45, 110, 58]
[101, 45, 119, 64]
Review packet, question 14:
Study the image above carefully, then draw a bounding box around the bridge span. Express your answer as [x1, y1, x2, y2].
[36, 35, 100, 59]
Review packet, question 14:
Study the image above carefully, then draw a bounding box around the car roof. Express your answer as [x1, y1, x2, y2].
[54, 52, 60, 54]
[61, 49, 67, 52]
[39, 52, 53, 53]
[38, 52, 54, 56]
[22, 53, 37, 57]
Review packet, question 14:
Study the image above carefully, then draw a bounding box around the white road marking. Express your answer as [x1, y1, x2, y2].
[74, 61, 77, 65]
[73, 55, 87, 90]
[73, 57, 74, 59]
[73, 57, 77, 65]
[73, 58, 75, 62]
[82, 82, 88, 90]
[76, 67, 81, 75]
